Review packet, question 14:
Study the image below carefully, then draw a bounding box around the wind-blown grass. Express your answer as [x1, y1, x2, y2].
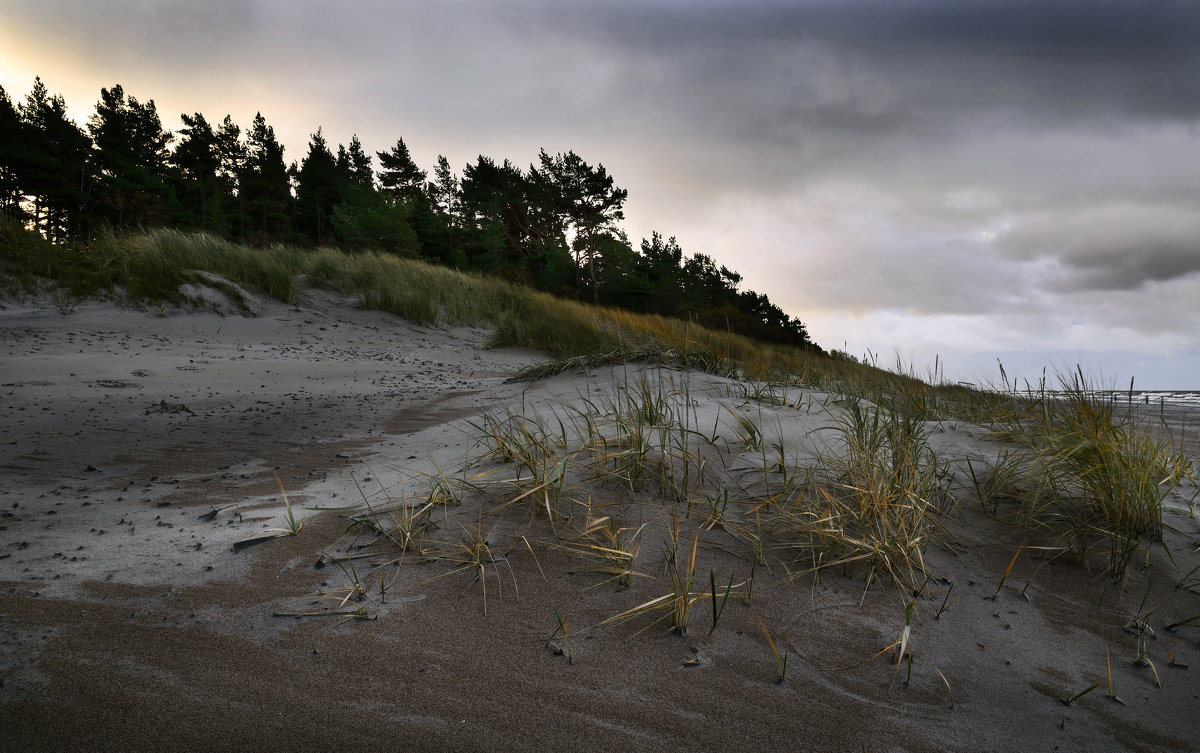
[771, 397, 953, 593]
[982, 370, 1185, 578]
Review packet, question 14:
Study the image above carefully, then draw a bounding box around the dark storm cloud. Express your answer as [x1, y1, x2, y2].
[998, 204, 1200, 292]
[480, 0, 1200, 241]
[551, 0, 1200, 122]
[13, 0, 1199, 145]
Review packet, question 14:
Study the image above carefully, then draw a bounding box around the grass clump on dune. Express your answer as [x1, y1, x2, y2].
[814, 361, 1190, 580]
[773, 396, 953, 593]
[980, 369, 1187, 578]
[0, 221, 299, 307]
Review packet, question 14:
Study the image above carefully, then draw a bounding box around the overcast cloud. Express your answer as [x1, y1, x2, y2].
[2, 0, 1198, 386]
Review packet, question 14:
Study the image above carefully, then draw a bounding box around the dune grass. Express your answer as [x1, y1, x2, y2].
[0, 219, 821, 368]
[343, 369, 954, 630]
[771, 396, 953, 594]
[976, 369, 1188, 578]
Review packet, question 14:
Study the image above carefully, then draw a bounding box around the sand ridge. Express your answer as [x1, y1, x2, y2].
[1, 289, 1198, 752]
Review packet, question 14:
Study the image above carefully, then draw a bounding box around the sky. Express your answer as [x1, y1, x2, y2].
[2, 0, 1199, 388]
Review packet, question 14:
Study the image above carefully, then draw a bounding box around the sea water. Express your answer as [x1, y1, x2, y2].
[1126, 391, 1200, 408]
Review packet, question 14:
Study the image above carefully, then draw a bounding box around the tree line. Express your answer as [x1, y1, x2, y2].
[0, 77, 819, 350]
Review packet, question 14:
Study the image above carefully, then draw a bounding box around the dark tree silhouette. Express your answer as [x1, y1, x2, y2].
[89, 84, 173, 229]
[0, 77, 821, 352]
[239, 113, 292, 242]
[535, 149, 627, 303]
[172, 112, 236, 234]
[294, 128, 341, 244]
[0, 85, 27, 223]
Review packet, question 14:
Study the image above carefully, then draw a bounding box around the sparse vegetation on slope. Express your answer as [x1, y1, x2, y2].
[4, 217, 1197, 733]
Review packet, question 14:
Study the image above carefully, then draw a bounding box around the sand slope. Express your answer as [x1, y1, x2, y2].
[1, 289, 1198, 753]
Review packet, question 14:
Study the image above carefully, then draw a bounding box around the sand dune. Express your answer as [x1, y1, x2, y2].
[2, 289, 1197, 753]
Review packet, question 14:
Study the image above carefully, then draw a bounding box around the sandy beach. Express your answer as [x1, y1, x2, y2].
[2, 287, 1198, 753]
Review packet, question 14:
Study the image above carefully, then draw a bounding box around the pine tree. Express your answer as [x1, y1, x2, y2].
[0, 85, 27, 222]
[376, 138, 425, 202]
[536, 150, 627, 303]
[18, 78, 92, 241]
[460, 155, 564, 271]
[590, 229, 638, 305]
[214, 116, 246, 239]
[172, 112, 233, 233]
[240, 112, 292, 242]
[343, 135, 373, 188]
[88, 84, 174, 228]
[633, 232, 685, 315]
[327, 134, 417, 253]
[377, 137, 449, 259]
[294, 128, 341, 244]
[428, 155, 462, 265]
